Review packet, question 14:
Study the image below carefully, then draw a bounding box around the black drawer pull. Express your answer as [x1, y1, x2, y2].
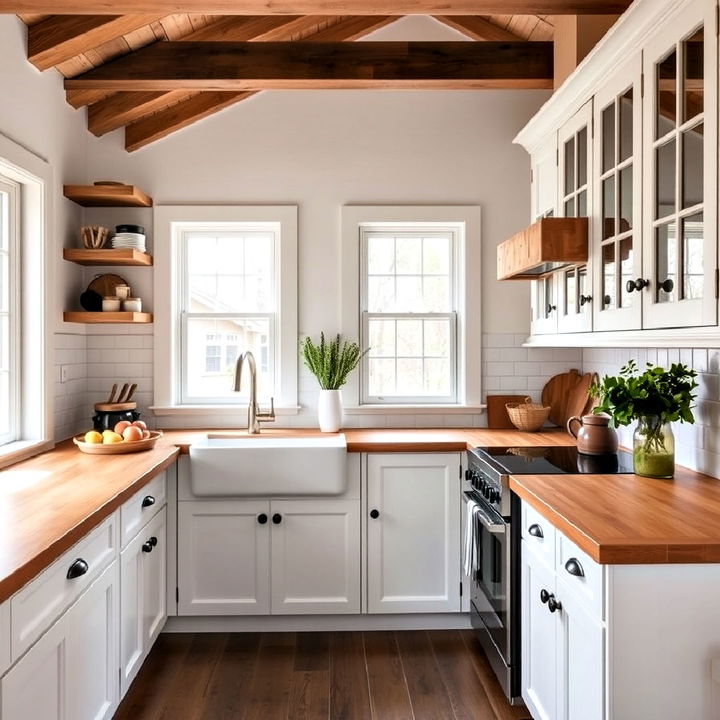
[67, 558, 89, 579]
[258, 513, 268, 525]
[528, 523, 544, 538]
[565, 558, 585, 577]
[272, 513, 282, 525]
[142, 541, 154, 553]
[370, 509, 380, 519]
[142, 495, 156, 508]
[540, 588, 550, 604]
[548, 596, 562, 613]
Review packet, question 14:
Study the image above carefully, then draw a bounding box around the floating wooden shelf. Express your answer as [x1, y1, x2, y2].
[63, 312, 153, 324]
[63, 248, 153, 266]
[63, 183, 153, 208]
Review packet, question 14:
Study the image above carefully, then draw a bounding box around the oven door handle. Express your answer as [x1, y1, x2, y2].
[464, 493, 506, 535]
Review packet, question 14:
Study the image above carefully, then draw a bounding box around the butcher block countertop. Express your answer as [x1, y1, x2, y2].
[1, 425, 720, 605]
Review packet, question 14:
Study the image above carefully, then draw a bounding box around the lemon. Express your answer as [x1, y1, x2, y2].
[102, 432, 124, 444]
[84, 430, 103, 444]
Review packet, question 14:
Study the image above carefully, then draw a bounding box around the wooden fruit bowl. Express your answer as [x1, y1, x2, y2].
[73, 430, 163, 455]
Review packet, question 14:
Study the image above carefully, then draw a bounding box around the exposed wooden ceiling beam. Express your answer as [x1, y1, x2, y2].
[125, 91, 255, 151]
[27, 14, 166, 70]
[65, 41, 554, 91]
[433, 16, 522, 41]
[5, 0, 631, 15]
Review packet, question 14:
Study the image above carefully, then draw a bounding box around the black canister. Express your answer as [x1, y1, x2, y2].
[92, 408, 141, 432]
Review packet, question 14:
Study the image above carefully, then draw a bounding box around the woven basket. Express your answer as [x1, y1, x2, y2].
[505, 397, 551, 432]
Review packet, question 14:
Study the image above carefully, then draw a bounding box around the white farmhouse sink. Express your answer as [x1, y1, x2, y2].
[189, 434, 347, 496]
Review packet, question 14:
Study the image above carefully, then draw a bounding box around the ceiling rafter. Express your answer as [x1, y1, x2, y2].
[433, 16, 522, 41]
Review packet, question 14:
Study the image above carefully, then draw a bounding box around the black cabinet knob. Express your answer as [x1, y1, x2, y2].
[67, 558, 89, 579]
[548, 596, 562, 613]
[258, 513, 268, 525]
[272, 513, 282, 525]
[528, 523, 544, 538]
[625, 279, 636, 293]
[540, 589, 550, 604]
[370, 509, 380, 519]
[141, 495, 155, 508]
[149, 536, 158, 547]
[579, 294, 592, 306]
[546, 304, 556, 314]
[142, 541, 154, 553]
[564, 558, 585, 577]
[659, 278, 675, 293]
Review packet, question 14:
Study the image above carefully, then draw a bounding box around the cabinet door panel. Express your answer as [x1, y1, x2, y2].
[120, 532, 144, 695]
[144, 508, 167, 647]
[67, 562, 119, 720]
[557, 580, 605, 720]
[521, 541, 557, 720]
[178, 501, 270, 615]
[367, 453, 461, 614]
[270, 499, 360, 614]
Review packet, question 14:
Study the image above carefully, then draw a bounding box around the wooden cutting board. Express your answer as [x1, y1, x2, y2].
[486, 394, 531, 429]
[542, 369, 596, 427]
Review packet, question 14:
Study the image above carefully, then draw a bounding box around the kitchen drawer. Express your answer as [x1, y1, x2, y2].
[521, 501, 556, 569]
[120, 471, 166, 548]
[11, 513, 118, 660]
[556, 531, 605, 620]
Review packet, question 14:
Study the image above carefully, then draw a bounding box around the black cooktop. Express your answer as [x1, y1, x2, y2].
[472, 445, 634, 475]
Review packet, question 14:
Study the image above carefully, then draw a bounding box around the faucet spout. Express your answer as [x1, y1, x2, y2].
[233, 350, 275, 434]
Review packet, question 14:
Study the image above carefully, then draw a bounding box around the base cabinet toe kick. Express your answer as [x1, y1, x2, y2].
[520, 499, 720, 720]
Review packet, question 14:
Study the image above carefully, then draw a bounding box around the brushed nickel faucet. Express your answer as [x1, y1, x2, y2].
[233, 351, 275, 434]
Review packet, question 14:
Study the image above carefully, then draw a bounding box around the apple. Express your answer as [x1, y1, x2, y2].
[114, 420, 132, 434]
[123, 425, 143, 442]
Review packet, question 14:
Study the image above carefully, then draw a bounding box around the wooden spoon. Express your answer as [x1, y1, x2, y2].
[116, 383, 130, 404]
[107, 383, 118, 404]
[125, 383, 138, 402]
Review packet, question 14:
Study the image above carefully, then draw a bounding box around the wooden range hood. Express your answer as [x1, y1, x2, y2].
[497, 217, 588, 280]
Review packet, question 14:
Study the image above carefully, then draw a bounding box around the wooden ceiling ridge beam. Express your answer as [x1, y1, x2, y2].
[65, 41, 555, 92]
[27, 13, 167, 70]
[5, 1, 632, 15]
[433, 15, 522, 41]
[86, 15, 393, 136]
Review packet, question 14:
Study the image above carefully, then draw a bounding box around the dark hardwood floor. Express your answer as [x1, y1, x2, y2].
[114, 630, 530, 720]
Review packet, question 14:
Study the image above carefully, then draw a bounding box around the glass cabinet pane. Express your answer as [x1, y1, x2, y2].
[683, 28, 703, 122]
[656, 222, 678, 303]
[565, 270, 577, 315]
[564, 137, 575, 195]
[619, 237, 634, 308]
[656, 48, 677, 138]
[602, 176, 615, 239]
[602, 244, 616, 309]
[578, 267, 588, 313]
[682, 123, 703, 208]
[619, 165, 633, 232]
[577, 191, 587, 217]
[655, 139, 676, 218]
[602, 103, 615, 173]
[577, 128, 587, 187]
[564, 198, 575, 217]
[619, 88, 633, 162]
[682, 212, 703, 299]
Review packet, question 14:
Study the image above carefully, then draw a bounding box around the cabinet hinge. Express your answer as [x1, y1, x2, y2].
[176, 587, 179, 603]
[640, 72, 645, 99]
[459, 464, 463, 479]
[460, 581, 463, 597]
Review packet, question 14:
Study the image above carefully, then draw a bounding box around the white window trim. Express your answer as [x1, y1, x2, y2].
[152, 205, 298, 415]
[341, 205, 482, 411]
[0, 132, 53, 468]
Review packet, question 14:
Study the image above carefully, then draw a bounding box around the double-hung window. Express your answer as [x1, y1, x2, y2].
[361, 227, 458, 403]
[0, 177, 19, 446]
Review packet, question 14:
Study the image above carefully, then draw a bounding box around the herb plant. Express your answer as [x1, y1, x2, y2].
[301, 333, 369, 390]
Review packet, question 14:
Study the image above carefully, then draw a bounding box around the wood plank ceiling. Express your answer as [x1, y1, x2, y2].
[18, 12, 557, 152]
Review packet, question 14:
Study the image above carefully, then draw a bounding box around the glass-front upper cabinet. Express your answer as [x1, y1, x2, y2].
[592, 55, 643, 332]
[530, 139, 559, 335]
[557, 101, 593, 333]
[642, 0, 717, 329]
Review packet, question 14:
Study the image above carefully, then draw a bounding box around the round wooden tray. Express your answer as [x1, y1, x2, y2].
[73, 430, 163, 455]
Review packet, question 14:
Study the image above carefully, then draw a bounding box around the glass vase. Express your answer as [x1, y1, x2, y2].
[632, 415, 675, 479]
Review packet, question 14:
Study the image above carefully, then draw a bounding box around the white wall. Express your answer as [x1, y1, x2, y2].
[0, 15, 89, 440]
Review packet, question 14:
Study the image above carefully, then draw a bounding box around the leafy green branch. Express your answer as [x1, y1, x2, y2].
[301, 333, 369, 390]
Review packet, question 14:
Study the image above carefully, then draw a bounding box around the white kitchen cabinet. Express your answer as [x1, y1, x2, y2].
[557, 101, 594, 334]
[641, 0, 717, 329]
[120, 507, 167, 694]
[592, 54, 643, 331]
[178, 500, 270, 615]
[366, 453, 461, 614]
[270, 499, 360, 614]
[2, 561, 119, 720]
[521, 543, 558, 720]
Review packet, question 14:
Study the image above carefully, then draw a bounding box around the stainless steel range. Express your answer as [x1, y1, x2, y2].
[463, 445, 633, 704]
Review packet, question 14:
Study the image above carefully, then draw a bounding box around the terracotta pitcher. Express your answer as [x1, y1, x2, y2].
[566, 412, 618, 455]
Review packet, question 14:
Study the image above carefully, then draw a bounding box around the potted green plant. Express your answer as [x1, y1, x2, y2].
[590, 360, 697, 478]
[301, 333, 369, 432]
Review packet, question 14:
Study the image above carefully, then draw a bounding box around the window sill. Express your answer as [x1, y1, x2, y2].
[0, 439, 54, 471]
[344, 405, 486, 415]
[150, 405, 301, 417]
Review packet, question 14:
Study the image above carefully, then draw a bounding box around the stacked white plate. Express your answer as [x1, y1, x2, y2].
[112, 232, 146, 252]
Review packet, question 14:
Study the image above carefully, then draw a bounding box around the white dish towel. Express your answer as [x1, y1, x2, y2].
[463, 497, 480, 577]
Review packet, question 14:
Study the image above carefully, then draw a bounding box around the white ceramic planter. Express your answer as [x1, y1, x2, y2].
[318, 389, 343, 432]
